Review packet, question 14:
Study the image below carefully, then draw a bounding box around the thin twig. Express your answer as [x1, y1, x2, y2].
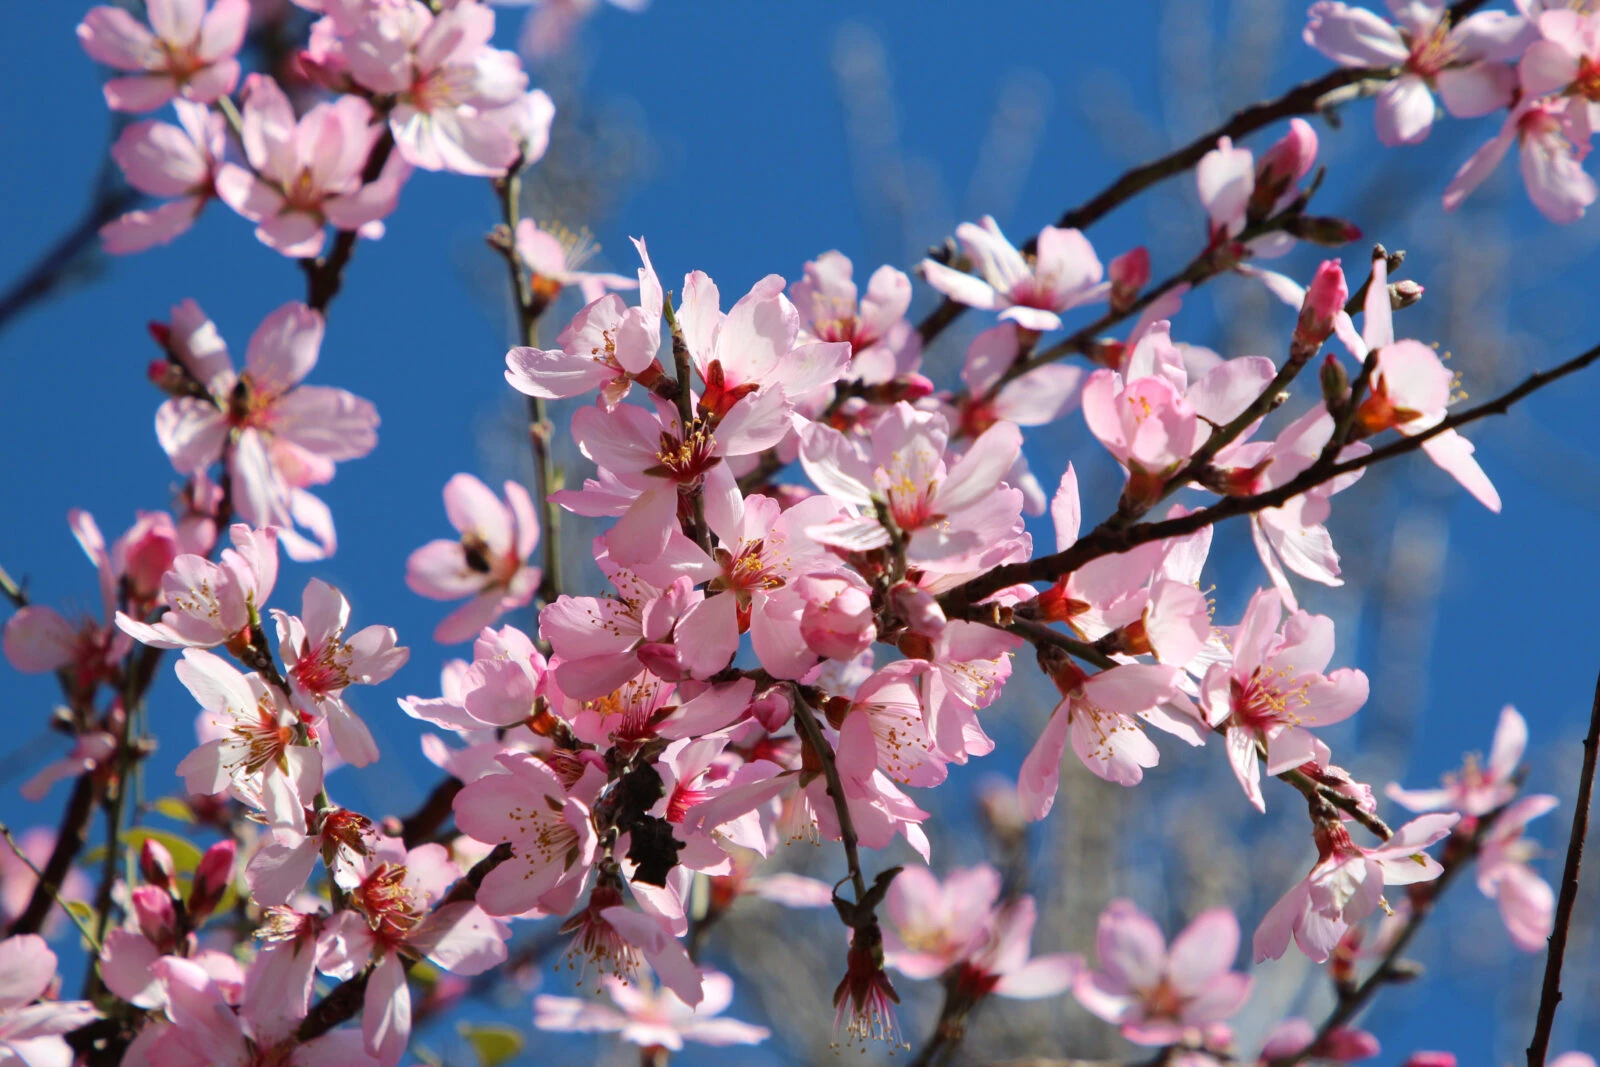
[0, 822, 100, 951]
[8, 775, 98, 937]
[0, 563, 27, 608]
[789, 689, 868, 904]
[1526, 670, 1600, 1067]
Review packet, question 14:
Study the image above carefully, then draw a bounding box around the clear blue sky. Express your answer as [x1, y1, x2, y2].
[2, 2, 1597, 1063]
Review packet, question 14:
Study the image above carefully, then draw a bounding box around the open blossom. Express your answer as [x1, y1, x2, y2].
[406, 474, 542, 644]
[77, 0, 248, 111]
[1521, 9, 1600, 135]
[0, 935, 100, 1065]
[318, 842, 510, 1066]
[1075, 902, 1251, 1046]
[920, 216, 1107, 331]
[1476, 793, 1559, 950]
[173, 648, 323, 835]
[216, 75, 411, 258]
[516, 218, 636, 303]
[116, 524, 279, 650]
[101, 100, 223, 253]
[1304, 1, 1524, 146]
[789, 250, 920, 383]
[956, 323, 1086, 442]
[534, 969, 768, 1052]
[273, 579, 408, 767]
[1388, 704, 1527, 815]
[1443, 97, 1598, 224]
[154, 301, 378, 560]
[1200, 588, 1369, 812]
[1254, 813, 1458, 963]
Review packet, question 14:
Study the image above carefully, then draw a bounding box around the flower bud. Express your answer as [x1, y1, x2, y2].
[1402, 1054, 1456, 1067]
[1258, 118, 1319, 187]
[1108, 247, 1150, 313]
[117, 513, 184, 606]
[1286, 215, 1362, 247]
[131, 884, 177, 950]
[138, 838, 177, 892]
[796, 572, 876, 662]
[1295, 260, 1348, 350]
[1389, 279, 1424, 310]
[189, 839, 236, 924]
[1320, 352, 1350, 411]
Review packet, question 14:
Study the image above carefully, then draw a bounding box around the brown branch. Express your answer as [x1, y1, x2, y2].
[943, 339, 1600, 610]
[789, 688, 868, 904]
[7, 774, 98, 937]
[399, 776, 463, 849]
[0, 184, 140, 342]
[1526, 670, 1600, 1067]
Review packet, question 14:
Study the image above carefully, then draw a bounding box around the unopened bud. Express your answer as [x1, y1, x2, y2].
[1294, 259, 1348, 350]
[1389, 279, 1424, 310]
[1286, 215, 1362, 246]
[188, 839, 236, 924]
[139, 839, 177, 892]
[1108, 247, 1150, 313]
[1320, 353, 1350, 411]
[131, 885, 178, 950]
[1251, 119, 1319, 219]
[1402, 1052, 1456, 1067]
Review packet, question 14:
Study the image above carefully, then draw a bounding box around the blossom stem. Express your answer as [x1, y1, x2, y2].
[0, 562, 26, 608]
[662, 295, 713, 554]
[941, 338, 1600, 612]
[1525, 669, 1600, 1067]
[789, 687, 868, 905]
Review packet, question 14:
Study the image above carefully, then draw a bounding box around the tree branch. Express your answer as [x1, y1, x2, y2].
[301, 131, 397, 314]
[1526, 670, 1600, 1067]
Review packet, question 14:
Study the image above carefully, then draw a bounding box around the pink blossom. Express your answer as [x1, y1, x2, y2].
[1520, 9, 1600, 137]
[1443, 97, 1598, 224]
[920, 216, 1107, 331]
[1018, 661, 1185, 812]
[790, 250, 920, 383]
[1476, 793, 1559, 950]
[1253, 814, 1458, 963]
[101, 101, 224, 253]
[318, 841, 510, 1066]
[0, 935, 100, 1064]
[173, 648, 323, 836]
[1081, 366, 1204, 500]
[796, 571, 876, 662]
[1387, 704, 1527, 815]
[452, 752, 598, 916]
[406, 474, 542, 644]
[1074, 901, 1251, 1046]
[506, 236, 663, 408]
[957, 323, 1086, 437]
[1304, 1, 1524, 146]
[1200, 588, 1369, 812]
[153, 301, 378, 560]
[116, 524, 279, 650]
[77, 0, 248, 111]
[335, 0, 529, 176]
[215, 75, 411, 258]
[534, 969, 768, 1051]
[20, 731, 116, 802]
[1260, 1017, 1381, 1062]
[272, 579, 408, 767]
[516, 218, 636, 303]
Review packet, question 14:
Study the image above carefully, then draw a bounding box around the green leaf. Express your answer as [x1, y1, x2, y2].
[458, 1023, 524, 1067]
[64, 900, 97, 927]
[151, 797, 196, 824]
[120, 829, 204, 874]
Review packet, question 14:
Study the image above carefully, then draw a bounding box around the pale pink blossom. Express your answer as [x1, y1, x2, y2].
[20, 731, 116, 802]
[796, 570, 876, 662]
[1018, 661, 1186, 812]
[1260, 1017, 1381, 1062]
[1081, 366, 1204, 498]
[116, 524, 279, 650]
[1520, 9, 1600, 138]
[77, 0, 248, 111]
[216, 75, 411, 258]
[534, 969, 768, 1051]
[102, 100, 224, 253]
[1304, 1, 1524, 146]
[1387, 704, 1527, 815]
[1200, 588, 1369, 812]
[1444, 96, 1598, 223]
[921, 216, 1107, 331]
[0, 935, 100, 1065]
[956, 323, 1086, 437]
[1074, 901, 1251, 1046]
[173, 648, 323, 836]
[407, 474, 542, 644]
[273, 579, 408, 767]
[516, 218, 635, 303]
[1476, 793, 1559, 950]
[790, 250, 920, 384]
[152, 302, 378, 560]
[1253, 814, 1458, 963]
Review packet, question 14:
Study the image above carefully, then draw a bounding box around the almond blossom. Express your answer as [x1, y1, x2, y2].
[215, 75, 411, 258]
[1254, 813, 1458, 963]
[77, 0, 247, 111]
[101, 100, 224, 253]
[1199, 588, 1369, 812]
[116, 524, 279, 650]
[516, 218, 636, 303]
[1475, 793, 1559, 951]
[920, 216, 1107, 331]
[406, 474, 542, 644]
[1387, 704, 1527, 815]
[534, 969, 768, 1052]
[0, 935, 100, 1065]
[1443, 97, 1598, 224]
[789, 250, 920, 384]
[1074, 901, 1252, 1046]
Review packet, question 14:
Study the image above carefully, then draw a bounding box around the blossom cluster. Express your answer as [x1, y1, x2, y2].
[0, 0, 1592, 1064]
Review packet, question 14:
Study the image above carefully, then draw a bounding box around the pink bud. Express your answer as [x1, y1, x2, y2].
[1295, 260, 1348, 350]
[1402, 1055, 1457, 1067]
[795, 572, 876, 662]
[131, 885, 177, 950]
[117, 513, 183, 604]
[1258, 118, 1319, 186]
[635, 642, 687, 682]
[138, 838, 176, 892]
[189, 839, 236, 923]
[888, 580, 946, 639]
[1317, 1027, 1382, 1061]
[1108, 247, 1151, 313]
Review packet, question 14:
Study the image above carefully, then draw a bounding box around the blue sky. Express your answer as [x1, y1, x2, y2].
[2, 1, 1597, 1063]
